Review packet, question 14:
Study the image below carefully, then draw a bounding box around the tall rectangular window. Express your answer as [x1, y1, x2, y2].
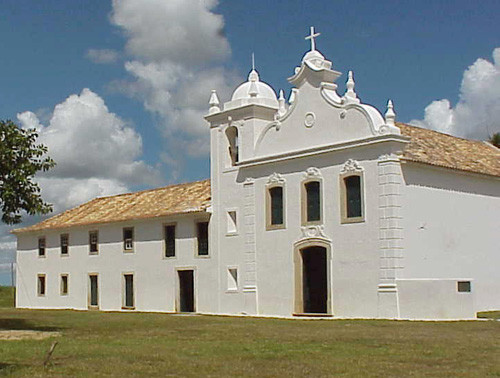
[38, 237, 46, 257]
[60, 234, 69, 255]
[345, 176, 362, 218]
[164, 225, 176, 258]
[269, 187, 284, 226]
[123, 228, 134, 251]
[60, 274, 69, 295]
[89, 274, 98, 307]
[124, 274, 134, 308]
[37, 274, 46, 296]
[226, 211, 237, 234]
[89, 231, 99, 254]
[305, 181, 321, 222]
[197, 222, 209, 256]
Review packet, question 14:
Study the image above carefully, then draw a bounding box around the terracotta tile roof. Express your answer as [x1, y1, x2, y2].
[398, 122, 500, 178]
[13, 179, 211, 234]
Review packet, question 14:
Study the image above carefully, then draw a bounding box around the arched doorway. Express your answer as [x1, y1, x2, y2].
[294, 240, 331, 315]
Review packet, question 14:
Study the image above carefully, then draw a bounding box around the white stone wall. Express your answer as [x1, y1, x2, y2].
[16, 214, 217, 312]
[401, 163, 500, 314]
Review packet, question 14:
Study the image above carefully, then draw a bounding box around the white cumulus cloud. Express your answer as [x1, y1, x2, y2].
[17, 88, 161, 212]
[411, 48, 500, 140]
[109, 0, 241, 161]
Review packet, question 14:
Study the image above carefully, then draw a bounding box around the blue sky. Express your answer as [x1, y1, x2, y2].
[1, 0, 499, 284]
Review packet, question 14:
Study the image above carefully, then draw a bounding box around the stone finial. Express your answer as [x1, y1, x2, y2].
[278, 89, 286, 116]
[288, 90, 296, 104]
[344, 70, 359, 103]
[248, 80, 258, 97]
[209, 90, 220, 115]
[385, 100, 396, 126]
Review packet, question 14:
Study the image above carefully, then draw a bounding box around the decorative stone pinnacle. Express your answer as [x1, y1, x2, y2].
[305, 26, 321, 52]
[345, 70, 358, 100]
[288, 90, 296, 104]
[208, 90, 220, 114]
[385, 100, 396, 126]
[278, 89, 286, 116]
[248, 80, 258, 97]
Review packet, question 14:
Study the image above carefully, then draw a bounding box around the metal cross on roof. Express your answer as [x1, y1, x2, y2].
[305, 26, 320, 52]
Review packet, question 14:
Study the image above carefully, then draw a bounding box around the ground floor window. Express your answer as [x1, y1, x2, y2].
[60, 274, 69, 295]
[37, 274, 46, 296]
[89, 274, 99, 307]
[123, 274, 134, 308]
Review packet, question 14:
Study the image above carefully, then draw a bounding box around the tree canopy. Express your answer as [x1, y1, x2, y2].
[0, 120, 55, 224]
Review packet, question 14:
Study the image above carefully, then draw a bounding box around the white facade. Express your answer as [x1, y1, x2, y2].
[15, 30, 500, 319]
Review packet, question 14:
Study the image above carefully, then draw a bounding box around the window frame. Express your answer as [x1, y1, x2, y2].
[60, 234, 69, 256]
[301, 179, 323, 226]
[457, 281, 471, 293]
[340, 171, 365, 224]
[89, 231, 99, 255]
[38, 237, 46, 257]
[226, 266, 239, 292]
[225, 209, 238, 236]
[266, 184, 286, 230]
[60, 274, 69, 296]
[88, 273, 99, 309]
[123, 227, 134, 253]
[122, 272, 135, 310]
[195, 220, 210, 257]
[37, 274, 46, 296]
[163, 223, 177, 258]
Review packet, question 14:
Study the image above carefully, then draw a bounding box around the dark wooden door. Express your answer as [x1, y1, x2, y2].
[178, 270, 194, 312]
[302, 247, 327, 313]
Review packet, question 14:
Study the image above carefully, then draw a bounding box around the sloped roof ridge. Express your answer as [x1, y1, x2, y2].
[93, 178, 210, 201]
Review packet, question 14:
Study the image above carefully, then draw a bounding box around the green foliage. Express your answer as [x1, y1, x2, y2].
[0, 119, 55, 224]
[490, 132, 500, 148]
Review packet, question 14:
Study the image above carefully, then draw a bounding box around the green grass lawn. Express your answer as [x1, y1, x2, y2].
[0, 287, 15, 309]
[0, 308, 498, 377]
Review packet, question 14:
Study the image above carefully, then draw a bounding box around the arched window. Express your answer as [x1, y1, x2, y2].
[304, 181, 321, 223]
[225, 126, 239, 165]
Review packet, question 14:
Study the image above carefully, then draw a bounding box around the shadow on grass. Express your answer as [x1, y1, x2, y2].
[0, 362, 21, 374]
[0, 318, 61, 332]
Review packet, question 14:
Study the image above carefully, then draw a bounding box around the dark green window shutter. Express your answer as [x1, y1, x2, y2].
[345, 176, 362, 218]
[197, 222, 209, 256]
[270, 187, 284, 225]
[165, 225, 176, 257]
[306, 181, 321, 222]
[125, 274, 134, 307]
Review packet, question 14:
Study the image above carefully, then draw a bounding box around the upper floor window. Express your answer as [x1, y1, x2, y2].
[164, 225, 176, 258]
[196, 221, 209, 256]
[60, 234, 69, 255]
[226, 126, 239, 166]
[89, 231, 99, 254]
[123, 227, 134, 252]
[304, 181, 321, 223]
[341, 174, 364, 223]
[38, 237, 46, 257]
[268, 186, 284, 228]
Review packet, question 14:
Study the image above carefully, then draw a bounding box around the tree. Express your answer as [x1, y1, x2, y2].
[489, 132, 500, 148]
[0, 120, 55, 224]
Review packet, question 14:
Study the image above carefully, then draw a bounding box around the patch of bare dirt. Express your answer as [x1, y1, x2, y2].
[0, 330, 61, 340]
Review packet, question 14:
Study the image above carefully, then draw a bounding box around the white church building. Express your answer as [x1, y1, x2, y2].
[13, 29, 500, 320]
